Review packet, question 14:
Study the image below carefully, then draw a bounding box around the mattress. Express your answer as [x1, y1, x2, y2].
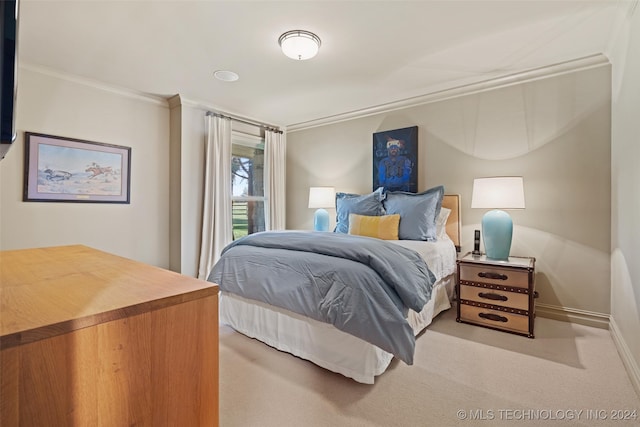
[219, 237, 457, 384]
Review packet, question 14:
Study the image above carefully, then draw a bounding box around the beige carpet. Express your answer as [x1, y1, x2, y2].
[219, 308, 640, 427]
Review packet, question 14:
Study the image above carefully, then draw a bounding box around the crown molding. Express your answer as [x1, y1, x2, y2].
[175, 95, 282, 130]
[20, 62, 169, 107]
[21, 53, 610, 134]
[287, 53, 611, 133]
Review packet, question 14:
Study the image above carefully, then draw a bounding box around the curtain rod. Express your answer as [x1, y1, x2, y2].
[206, 111, 282, 134]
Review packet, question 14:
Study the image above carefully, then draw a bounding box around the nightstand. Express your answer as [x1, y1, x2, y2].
[456, 252, 537, 338]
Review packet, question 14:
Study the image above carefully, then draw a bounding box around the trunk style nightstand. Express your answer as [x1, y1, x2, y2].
[456, 252, 537, 338]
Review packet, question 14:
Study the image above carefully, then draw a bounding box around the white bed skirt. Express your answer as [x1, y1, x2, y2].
[220, 274, 456, 384]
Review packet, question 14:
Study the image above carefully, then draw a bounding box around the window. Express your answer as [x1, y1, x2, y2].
[231, 133, 266, 240]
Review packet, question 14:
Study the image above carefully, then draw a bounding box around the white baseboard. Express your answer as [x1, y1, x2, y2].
[537, 303, 640, 399]
[610, 317, 640, 399]
[535, 303, 610, 329]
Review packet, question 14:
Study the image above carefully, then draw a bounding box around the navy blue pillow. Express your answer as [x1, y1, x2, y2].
[383, 185, 444, 241]
[335, 187, 386, 234]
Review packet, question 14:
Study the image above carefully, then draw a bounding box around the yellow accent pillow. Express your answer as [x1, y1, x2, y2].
[348, 213, 400, 240]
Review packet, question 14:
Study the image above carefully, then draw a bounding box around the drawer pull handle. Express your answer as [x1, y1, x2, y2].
[478, 271, 508, 280]
[479, 312, 508, 323]
[478, 292, 508, 302]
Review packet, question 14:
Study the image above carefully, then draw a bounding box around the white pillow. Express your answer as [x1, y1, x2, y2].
[436, 207, 451, 240]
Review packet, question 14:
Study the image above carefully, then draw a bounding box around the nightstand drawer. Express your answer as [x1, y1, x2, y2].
[459, 304, 529, 335]
[459, 284, 529, 310]
[459, 264, 529, 289]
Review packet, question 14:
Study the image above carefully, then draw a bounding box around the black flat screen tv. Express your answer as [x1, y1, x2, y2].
[1, 0, 18, 160]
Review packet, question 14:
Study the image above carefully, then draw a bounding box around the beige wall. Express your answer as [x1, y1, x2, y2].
[0, 68, 261, 278]
[0, 67, 171, 267]
[287, 65, 612, 319]
[610, 5, 640, 395]
[169, 98, 206, 277]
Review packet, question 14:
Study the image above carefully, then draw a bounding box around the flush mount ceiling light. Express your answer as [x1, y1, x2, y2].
[278, 30, 321, 60]
[213, 70, 239, 82]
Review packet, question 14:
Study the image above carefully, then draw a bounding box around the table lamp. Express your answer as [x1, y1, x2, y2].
[471, 177, 525, 260]
[308, 187, 335, 231]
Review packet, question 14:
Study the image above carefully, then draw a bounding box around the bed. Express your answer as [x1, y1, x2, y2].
[209, 190, 461, 384]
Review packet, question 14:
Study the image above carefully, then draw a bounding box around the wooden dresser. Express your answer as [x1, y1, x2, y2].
[0, 245, 219, 426]
[456, 252, 536, 338]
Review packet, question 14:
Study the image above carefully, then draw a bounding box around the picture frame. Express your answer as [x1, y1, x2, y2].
[373, 125, 418, 193]
[23, 132, 131, 203]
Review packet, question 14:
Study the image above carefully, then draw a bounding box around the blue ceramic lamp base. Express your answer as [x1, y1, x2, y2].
[482, 209, 513, 260]
[313, 208, 330, 232]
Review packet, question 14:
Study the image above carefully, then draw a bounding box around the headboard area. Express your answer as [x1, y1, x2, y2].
[442, 194, 461, 252]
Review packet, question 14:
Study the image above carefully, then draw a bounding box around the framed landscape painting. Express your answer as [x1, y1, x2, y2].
[373, 126, 418, 193]
[23, 132, 131, 203]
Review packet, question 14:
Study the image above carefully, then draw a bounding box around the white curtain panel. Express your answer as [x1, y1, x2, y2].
[198, 115, 233, 280]
[265, 130, 286, 230]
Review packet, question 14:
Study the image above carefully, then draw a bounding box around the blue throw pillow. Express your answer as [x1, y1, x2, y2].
[335, 187, 386, 234]
[383, 185, 445, 241]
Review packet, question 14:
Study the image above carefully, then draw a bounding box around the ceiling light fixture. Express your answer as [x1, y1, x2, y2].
[278, 30, 321, 60]
[213, 70, 239, 82]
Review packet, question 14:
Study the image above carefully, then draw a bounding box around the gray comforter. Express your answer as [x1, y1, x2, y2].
[208, 231, 436, 364]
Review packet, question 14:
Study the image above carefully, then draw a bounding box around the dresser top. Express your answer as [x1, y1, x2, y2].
[0, 245, 218, 348]
[458, 252, 535, 269]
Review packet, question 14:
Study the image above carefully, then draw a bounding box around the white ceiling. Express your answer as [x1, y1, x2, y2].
[18, 1, 630, 129]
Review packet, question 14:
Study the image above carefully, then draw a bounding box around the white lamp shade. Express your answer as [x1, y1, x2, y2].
[471, 177, 525, 209]
[308, 187, 335, 209]
[279, 30, 321, 60]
